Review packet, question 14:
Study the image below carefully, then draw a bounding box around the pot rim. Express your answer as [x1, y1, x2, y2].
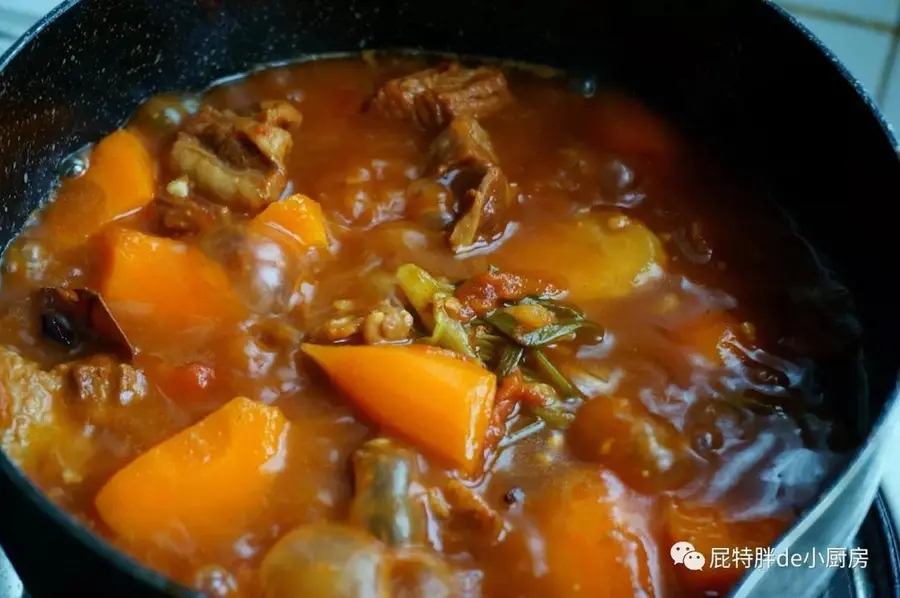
[0, 1, 899, 596]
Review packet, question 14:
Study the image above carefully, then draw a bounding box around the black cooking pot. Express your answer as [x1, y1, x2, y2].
[1, 0, 899, 596]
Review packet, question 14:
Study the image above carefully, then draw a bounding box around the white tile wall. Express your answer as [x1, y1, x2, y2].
[0, 0, 54, 52]
[791, 13, 895, 95]
[0, 7, 35, 55]
[782, 0, 899, 25]
[777, 0, 900, 127]
[881, 49, 900, 127]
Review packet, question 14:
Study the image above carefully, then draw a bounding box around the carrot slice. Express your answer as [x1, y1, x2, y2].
[497, 470, 657, 597]
[97, 228, 242, 353]
[95, 397, 289, 550]
[86, 129, 157, 213]
[251, 194, 328, 248]
[41, 129, 156, 251]
[665, 500, 788, 594]
[301, 344, 496, 475]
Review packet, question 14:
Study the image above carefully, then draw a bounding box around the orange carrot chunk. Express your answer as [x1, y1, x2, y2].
[97, 228, 242, 352]
[95, 397, 289, 550]
[496, 470, 658, 597]
[251, 193, 328, 248]
[301, 344, 496, 475]
[665, 500, 789, 594]
[41, 129, 156, 251]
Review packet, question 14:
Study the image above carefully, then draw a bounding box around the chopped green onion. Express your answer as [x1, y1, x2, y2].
[484, 311, 519, 338]
[531, 349, 584, 399]
[520, 297, 584, 321]
[396, 264, 455, 318]
[486, 310, 601, 347]
[496, 345, 525, 378]
[473, 329, 504, 364]
[517, 320, 595, 346]
[422, 298, 476, 359]
[532, 404, 576, 429]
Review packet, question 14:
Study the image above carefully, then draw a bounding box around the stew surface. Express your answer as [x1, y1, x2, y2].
[0, 54, 857, 597]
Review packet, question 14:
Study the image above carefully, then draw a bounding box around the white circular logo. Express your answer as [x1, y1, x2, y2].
[683, 551, 706, 571]
[670, 541, 696, 565]
[671, 541, 705, 571]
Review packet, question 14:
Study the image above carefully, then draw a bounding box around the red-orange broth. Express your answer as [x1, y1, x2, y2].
[0, 54, 857, 597]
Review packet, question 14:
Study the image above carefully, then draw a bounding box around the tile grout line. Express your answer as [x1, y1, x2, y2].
[874, 3, 900, 104]
[875, 37, 900, 104]
[778, 2, 898, 34]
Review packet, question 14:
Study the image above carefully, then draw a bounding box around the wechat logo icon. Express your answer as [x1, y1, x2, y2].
[671, 541, 706, 571]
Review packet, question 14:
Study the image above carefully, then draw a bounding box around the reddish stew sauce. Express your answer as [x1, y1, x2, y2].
[0, 55, 854, 597]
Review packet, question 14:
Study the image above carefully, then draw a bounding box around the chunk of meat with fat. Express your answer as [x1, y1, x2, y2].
[154, 177, 232, 236]
[426, 116, 498, 172]
[170, 101, 302, 213]
[0, 347, 149, 464]
[1, 348, 149, 477]
[426, 118, 514, 252]
[444, 478, 508, 541]
[449, 165, 512, 251]
[186, 101, 300, 168]
[53, 355, 148, 412]
[319, 300, 413, 345]
[0, 346, 64, 466]
[372, 63, 511, 130]
[362, 300, 414, 345]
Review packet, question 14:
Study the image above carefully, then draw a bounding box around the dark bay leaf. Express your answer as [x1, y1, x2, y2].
[39, 288, 135, 360]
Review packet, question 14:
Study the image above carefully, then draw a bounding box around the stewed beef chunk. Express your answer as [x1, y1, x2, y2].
[170, 101, 302, 213]
[372, 63, 511, 130]
[154, 178, 232, 237]
[426, 115, 498, 172]
[425, 117, 513, 252]
[54, 355, 148, 411]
